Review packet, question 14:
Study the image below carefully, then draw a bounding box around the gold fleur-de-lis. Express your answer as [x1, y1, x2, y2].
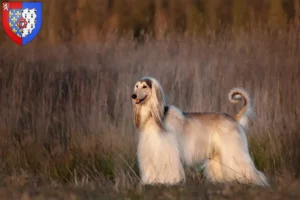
[11, 17, 17, 22]
[15, 11, 21, 17]
[12, 28, 17, 33]
[9, 11, 13, 16]
[9, 22, 13, 27]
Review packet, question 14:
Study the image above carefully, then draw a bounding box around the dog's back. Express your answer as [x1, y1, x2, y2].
[164, 106, 268, 186]
[165, 107, 242, 165]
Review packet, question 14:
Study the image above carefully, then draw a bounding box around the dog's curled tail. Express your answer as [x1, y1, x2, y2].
[228, 88, 255, 130]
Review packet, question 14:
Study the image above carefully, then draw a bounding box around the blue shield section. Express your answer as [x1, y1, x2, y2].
[22, 2, 42, 46]
[8, 9, 23, 38]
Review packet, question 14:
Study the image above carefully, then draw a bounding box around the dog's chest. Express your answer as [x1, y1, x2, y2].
[137, 127, 178, 162]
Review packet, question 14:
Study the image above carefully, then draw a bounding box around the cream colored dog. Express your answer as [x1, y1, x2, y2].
[132, 76, 269, 186]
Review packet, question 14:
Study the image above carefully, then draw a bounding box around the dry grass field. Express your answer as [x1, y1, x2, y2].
[1, 0, 300, 199]
[0, 28, 300, 199]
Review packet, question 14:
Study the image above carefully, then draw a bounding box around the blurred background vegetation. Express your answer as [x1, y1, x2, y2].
[1, 1, 300, 199]
[1, 0, 300, 43]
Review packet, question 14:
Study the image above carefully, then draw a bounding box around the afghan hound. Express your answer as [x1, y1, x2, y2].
[132, 76, 269, 186]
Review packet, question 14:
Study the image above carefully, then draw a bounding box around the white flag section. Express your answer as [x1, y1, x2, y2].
[21, 8, 37, 37]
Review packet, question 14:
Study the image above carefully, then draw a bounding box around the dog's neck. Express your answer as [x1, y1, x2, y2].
[134, 105, 169, 131]
[134, 104, 150, 130]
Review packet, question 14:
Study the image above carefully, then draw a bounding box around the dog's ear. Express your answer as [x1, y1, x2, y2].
[134, 105, 140, 129]
[149, 78, 166, 130]
[132, 82, 140, 129]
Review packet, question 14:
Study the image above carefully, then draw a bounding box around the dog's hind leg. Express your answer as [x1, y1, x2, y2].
[217, 127, 269, 186]
[203, 132, 224, 183]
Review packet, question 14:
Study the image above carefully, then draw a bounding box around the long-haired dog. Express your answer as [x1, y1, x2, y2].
[132, 76, 269, 186]
[132, 77, 185, 185]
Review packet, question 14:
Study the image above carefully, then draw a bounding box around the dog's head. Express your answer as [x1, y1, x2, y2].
[132, 78, 153, 105]
[132, 77, 166, 129]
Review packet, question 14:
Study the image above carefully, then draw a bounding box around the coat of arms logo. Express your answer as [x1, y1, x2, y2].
[2, 2, 42, 46]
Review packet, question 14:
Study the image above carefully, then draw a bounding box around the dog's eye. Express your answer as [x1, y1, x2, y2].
[142, 86, 147, 89]
[136, 85, 138, 88]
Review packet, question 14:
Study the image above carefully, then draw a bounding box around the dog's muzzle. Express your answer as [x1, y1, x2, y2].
[132, 94, 147, 104]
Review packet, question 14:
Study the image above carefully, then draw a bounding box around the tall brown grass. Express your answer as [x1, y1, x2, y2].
[1, 0, 300, 42]
[0, 25, 299, 191]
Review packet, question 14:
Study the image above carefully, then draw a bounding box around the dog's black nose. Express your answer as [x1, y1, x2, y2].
[132, 94, 137, 99]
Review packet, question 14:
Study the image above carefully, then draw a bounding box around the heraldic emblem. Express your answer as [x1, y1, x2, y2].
[2, 2, 42, 46]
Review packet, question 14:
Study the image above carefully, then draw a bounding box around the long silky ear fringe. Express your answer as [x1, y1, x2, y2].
[134, 105, 141, 129]
[149, 78, 166, 130]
